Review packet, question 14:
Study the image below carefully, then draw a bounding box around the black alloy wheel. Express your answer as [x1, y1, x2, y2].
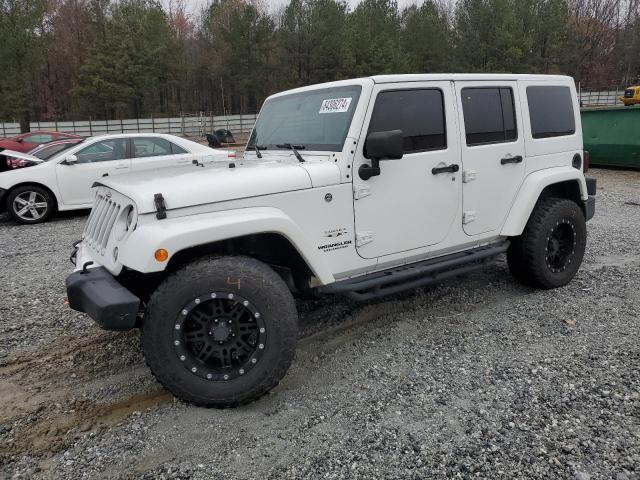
[173, 292, 267, 382]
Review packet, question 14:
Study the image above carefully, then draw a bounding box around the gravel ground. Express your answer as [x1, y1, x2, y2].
[0, 168, 639, 479]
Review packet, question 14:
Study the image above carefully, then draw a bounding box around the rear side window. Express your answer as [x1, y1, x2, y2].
[133, 137, 172, 158]
[461, 87, 517, 146]
[171, 143, 187, 154]
[367, 89, 446, 155]
[526, 86, 576, 139]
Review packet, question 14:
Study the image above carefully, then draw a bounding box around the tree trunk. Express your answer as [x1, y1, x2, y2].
[20, 110, 31, 134]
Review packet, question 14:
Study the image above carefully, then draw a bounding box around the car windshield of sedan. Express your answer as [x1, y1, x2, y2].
[247, 85, 362, 152]
[34, 141, 83, 160]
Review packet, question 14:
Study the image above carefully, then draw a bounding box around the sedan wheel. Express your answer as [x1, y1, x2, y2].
[7, 186, 54, 224]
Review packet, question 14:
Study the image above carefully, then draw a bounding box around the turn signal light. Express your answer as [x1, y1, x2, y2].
[154, 249, 169, 262]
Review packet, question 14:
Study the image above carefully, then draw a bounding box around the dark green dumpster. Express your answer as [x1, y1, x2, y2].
[581, 105, 640, 168]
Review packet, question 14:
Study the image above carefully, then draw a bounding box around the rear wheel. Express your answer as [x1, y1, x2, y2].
[7, 185, 55, 224]
[507, 197, 586, 289]
[142, 255, 298, 407]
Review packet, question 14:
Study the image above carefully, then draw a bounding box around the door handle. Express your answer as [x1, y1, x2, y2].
[115, 163, 128, 169]
[431, 164, 459, 175]
[500, 155, 523, 165]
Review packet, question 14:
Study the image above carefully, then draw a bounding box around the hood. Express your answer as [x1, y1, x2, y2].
[96, 159, 341, 214]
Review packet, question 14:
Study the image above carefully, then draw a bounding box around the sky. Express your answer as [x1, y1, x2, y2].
[182, 0, 421, 15]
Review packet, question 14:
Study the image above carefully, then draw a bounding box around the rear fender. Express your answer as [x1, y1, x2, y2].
[117, 207, 335, 285]
[501, 167, 588, 236]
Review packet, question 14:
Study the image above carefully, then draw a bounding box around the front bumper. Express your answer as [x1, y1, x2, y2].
[66, 266, 140, 331]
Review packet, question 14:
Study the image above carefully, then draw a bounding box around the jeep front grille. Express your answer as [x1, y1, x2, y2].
[83, 192, 121, 252]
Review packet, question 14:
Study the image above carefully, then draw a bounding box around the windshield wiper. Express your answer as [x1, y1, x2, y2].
[276, 143, 305, 162]
[252, 144, 266, 159]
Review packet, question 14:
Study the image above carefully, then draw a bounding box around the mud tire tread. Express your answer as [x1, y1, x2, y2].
[142, 255, 298, 408]
[507, 197, 586, 290]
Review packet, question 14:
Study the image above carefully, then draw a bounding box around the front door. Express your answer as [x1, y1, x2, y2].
[455, 82, 526, 236]
[55, 137, 131, 205]
[353, 82, 461, 259]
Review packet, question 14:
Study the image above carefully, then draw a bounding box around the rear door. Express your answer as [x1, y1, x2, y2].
[55, 138, 131, 205]
[455, 82, 526, 236]
[130, 137, 192, 171]
[353, 82, 461, 259]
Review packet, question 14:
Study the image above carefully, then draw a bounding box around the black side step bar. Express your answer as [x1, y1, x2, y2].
[319, 241, 510, 301]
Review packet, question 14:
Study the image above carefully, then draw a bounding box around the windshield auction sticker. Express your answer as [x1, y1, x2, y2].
[319, 98, 352, 114]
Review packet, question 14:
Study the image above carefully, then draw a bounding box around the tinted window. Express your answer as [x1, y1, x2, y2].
[133, 137, 173, 158]
[247, 85, 361, 151]
[76, 139, 127, 163]
[527, 86, 576, 138]
[367, 89, 446, 155]
[462, 88, 517, 146]
[171, 142, 187, 154]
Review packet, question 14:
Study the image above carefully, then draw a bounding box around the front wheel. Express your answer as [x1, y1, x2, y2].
[507, 197, 587, 289]
[7, 185, 55, 224]
[142, 255, 298, 407]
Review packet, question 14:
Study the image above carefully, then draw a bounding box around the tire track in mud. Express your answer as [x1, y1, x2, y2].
[0, 291, 408, 461]
[0, 330, 163, 461]
[0, 267, 508, 462]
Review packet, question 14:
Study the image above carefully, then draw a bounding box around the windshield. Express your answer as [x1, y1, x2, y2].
[247, 85, 362, 151]
[34, 141, 81, 160]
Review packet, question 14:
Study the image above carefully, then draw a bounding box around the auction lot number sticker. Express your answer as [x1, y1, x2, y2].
[319, 98, 352, 114]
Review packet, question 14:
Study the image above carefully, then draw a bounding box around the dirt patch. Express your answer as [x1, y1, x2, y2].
[0, 331, 168, 461]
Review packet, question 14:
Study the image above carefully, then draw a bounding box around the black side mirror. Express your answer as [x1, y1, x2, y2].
[359, 130, 403, 180]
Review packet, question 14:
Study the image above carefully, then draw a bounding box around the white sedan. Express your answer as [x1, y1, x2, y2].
[0, 133, 229, 224]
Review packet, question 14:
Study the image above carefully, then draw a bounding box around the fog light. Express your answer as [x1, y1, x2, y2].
[155, 249, 169, 262]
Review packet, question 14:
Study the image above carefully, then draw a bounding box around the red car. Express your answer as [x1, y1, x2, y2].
[0, 130, 81, 154]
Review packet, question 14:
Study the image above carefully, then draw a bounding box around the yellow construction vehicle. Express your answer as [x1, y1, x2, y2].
[619, 78, 640, 106]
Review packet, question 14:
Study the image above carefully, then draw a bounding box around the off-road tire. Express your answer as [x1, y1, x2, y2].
[142, 255, 298, 408]
[7, 185, 55, 224]
[507, 197, 586, 289]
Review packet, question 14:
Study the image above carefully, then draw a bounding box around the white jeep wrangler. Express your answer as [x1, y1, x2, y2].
[66, 74, 596, 407]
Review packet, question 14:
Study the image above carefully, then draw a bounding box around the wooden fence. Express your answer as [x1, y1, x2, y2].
[0, 113, 258, 138]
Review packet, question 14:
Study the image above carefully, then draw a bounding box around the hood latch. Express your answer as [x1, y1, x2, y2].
[154, 193, 167, 220]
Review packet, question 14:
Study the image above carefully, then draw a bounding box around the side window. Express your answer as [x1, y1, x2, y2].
[76, 139, 128, 163]
[526, 86, 576, 139]
[366, 89, 446, 156]
[24, 133, 54, 144]
[171, 142, 188, 154]
[461, 87, 517, 146]
[132, 138, 173, 158]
